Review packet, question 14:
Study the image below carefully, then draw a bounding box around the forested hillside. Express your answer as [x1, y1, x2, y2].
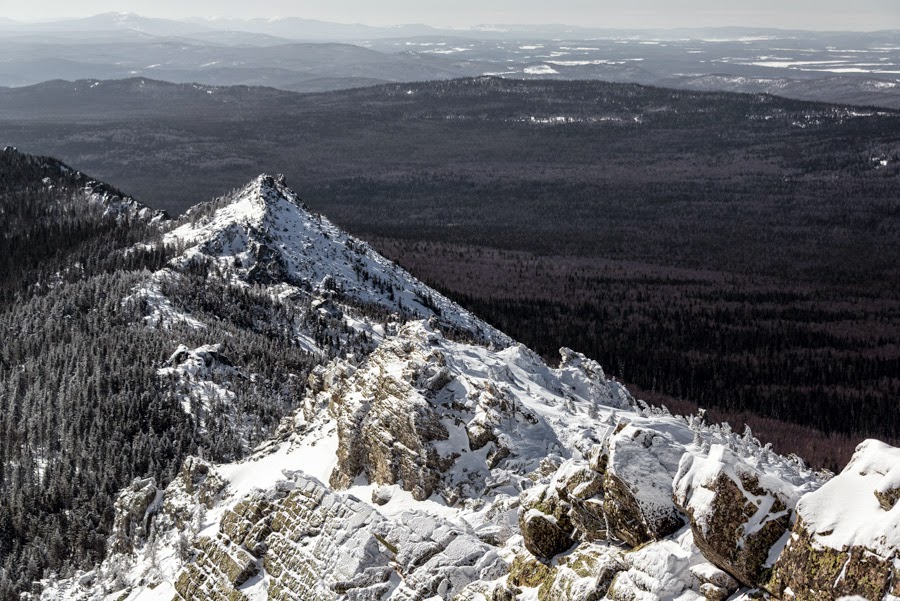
[2, 77, 899, 475]
[0, 151, 339, 598]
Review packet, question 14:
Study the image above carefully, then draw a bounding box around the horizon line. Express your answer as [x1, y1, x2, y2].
[2, 12, 898, 34]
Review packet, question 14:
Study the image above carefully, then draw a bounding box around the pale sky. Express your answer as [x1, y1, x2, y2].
[3, 0, 899, 30]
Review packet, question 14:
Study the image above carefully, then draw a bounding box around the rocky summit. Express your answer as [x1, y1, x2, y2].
[26, 172, 900, 601]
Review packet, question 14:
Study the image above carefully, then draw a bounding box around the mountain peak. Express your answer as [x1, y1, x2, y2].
[252, 172, 306, 211]
[164, 174, 511, 346]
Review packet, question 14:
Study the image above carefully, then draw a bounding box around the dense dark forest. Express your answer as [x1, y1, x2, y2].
[2, 77, 898, 288]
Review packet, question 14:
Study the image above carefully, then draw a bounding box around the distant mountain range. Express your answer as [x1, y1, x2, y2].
[0, 13, 898, 108]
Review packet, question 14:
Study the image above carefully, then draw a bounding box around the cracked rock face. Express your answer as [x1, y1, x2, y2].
[173, 473, 506, 601]
[111, 477, 159, 554]
[518, 459, 607, 560]
[163, 456, 227, 530]
[673, 444, 799, 587]
[327, 322, 558, 504]
[504, 546, 623, 601]
[328, 333, 452, 501]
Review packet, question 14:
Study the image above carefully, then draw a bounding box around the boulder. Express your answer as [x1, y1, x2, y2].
[673, 444, 798, 587]
[539, 546, 624, 601]
[602, 425, 685, 546]
[501, 546, 623, 601]
[689, 563, 739, 601]
[768, 440, 900, 601]
[519, 459, 608, 560]
[520, 508, 575, 561]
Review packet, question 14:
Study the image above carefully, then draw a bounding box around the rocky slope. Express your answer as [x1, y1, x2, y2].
[126, 172, 512, 451]
[34, 173, 900, 601]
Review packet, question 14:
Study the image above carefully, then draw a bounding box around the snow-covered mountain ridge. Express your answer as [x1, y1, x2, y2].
[33, 173, 900, 601]
[162, 174, 509, 346]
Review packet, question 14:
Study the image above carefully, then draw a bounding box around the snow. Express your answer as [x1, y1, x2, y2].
[611, 527, 706, 600]
[41, 170, 854, 600]
[218, 429, 339, 502]
[125, 275, 206, 330]
[162, 175, 510, 347]
[523, 64, 559, 75]
[40, 311, 834, 600]
[795, 439, 900, 557]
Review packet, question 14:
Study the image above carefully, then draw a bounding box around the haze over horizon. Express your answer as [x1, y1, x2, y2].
[3, 0, 899, 31]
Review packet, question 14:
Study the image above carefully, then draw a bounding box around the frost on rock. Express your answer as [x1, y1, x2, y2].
[110, 477, 161, 554]
[602, 424, 686, 547]
[518, 459, 605, 560]
[605, 528, 706, 601]
[40, 309, 843, 601]
[40, 457, 225, 600]
[768, 439, 900, 601]
[673, 443, 805, 587]
[501, 543, 625, 601]
[326, 320, 586, 504]
[157, 342, 248, 440]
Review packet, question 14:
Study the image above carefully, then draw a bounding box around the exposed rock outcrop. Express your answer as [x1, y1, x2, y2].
[689, 562, 740, 601]
[327, 322, 562, 504]
[163, 456, 227, 529]
[606, 528, 705, 600]
[110, 477, 160, 554]
[673, 444, 799, 587]
[328, 333, 451, 501]
[505, 546, 624, 601]
[518, 458, 608, 560]
[173, 473, 506, 601]
[601, 424, 685, 546]
[768, 440, 900, 601]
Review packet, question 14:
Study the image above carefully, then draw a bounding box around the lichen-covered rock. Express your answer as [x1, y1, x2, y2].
[602, 425, 685, 547]
[328, 336, 451, 500]
[518, 480, 573, 561]
[767, 521, 893, 601]
[768, 440, 900, 601]
[539, 545, 625, 601]
[503, 546, 623, 601]
[508, 552, 556, 589]
[219, 496, 272, 556]
[111, 477, 159, 554]
[673, 444, 800, 587]
[519, 459, 609, 560]
[520, 508, 575, 562]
